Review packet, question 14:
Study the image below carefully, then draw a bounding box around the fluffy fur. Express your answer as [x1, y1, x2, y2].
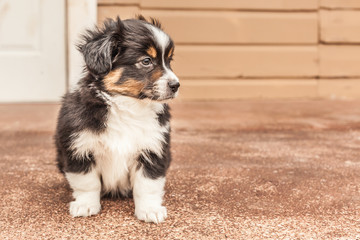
[55, 16, 179, 223]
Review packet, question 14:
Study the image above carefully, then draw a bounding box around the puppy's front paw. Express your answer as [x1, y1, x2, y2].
[69, 200, 101, 217]
[135, 206, 167, 223]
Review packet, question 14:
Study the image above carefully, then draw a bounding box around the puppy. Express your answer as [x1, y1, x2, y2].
[55, 16, 179, 223]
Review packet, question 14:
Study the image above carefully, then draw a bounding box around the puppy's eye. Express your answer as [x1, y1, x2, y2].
[141, 57, 152, 66]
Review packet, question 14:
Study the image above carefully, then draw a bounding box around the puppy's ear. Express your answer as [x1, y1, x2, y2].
[78, 17, 123, 77]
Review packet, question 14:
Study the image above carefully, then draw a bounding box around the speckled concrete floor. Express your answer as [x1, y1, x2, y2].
[0, 100, 359, 239]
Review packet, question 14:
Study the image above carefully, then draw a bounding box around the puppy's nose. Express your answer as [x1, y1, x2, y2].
[168, 81, 180, 93]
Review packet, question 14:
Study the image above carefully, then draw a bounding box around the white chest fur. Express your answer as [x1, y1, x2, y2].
[70, 96, 169, 195]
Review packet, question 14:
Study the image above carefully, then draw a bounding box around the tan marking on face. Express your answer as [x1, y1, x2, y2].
[116, 79, 145, 96]
[151, 69, 163, 82]
[168, 47, 174, 58]
[103, 68, 145, 97]
[146, 46, 157, 58]
[103, 68, 123, 90]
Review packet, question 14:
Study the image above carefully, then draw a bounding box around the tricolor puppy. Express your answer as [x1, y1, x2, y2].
[55, 16, 179, 223]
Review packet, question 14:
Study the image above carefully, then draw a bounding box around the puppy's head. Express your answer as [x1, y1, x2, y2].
[78, 16, 179, 101]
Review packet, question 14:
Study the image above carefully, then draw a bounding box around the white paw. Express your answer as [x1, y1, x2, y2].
[135, 206, 167, 223]
[69, 200, 101, 217]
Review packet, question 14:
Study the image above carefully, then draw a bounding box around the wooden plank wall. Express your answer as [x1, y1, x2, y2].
[98, 0, 360, 100]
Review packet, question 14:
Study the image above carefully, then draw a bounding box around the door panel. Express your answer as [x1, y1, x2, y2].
[0, 0, 66, 102]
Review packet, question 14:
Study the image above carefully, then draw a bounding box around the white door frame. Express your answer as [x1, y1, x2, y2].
[67, 0, 97, 89]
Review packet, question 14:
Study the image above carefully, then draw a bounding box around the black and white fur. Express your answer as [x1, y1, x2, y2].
[55, 16, 179, 223]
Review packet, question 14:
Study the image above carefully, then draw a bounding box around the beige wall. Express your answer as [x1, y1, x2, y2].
[98, 0, 360, 100]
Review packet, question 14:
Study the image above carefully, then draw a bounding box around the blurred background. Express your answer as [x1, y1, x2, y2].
[1, 0, 360, 102]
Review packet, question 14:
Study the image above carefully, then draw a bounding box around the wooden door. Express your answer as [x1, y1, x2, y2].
[0, 0, 66, 102]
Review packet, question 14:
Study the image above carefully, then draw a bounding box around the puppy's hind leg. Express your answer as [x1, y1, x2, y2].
[65, 169, 101, 217]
